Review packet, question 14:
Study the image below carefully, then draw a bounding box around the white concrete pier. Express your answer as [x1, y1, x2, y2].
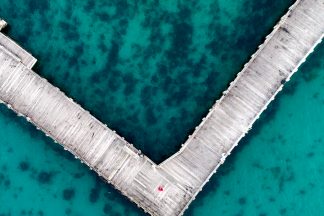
[0, 0, 323, 215]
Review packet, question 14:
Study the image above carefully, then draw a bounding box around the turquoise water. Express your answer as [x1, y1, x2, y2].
[0, 0, 323, 215]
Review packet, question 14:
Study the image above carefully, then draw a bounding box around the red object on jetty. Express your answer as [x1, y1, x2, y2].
[158, 186, 164, 192]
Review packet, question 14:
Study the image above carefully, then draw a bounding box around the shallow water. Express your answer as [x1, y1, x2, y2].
[0, 0, 323, 215]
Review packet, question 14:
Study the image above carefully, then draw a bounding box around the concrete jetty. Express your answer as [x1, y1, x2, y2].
[0, 0, 323, 215]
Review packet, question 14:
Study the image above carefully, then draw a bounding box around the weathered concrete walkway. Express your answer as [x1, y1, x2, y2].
[0, 0, 323, 215]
